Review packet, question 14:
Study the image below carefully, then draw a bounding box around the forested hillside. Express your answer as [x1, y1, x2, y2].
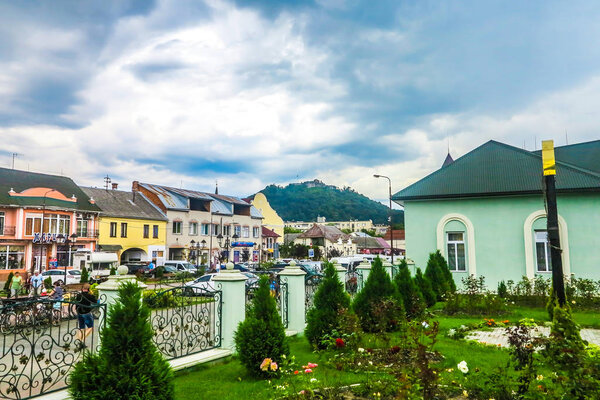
[257, 180, 404, 226]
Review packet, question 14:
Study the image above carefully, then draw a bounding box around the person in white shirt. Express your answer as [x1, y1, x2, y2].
[29, 271, 44, 297]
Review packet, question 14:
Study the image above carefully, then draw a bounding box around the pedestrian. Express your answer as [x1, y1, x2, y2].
[48, 281, 64, 311]
[75, 283, 98, 344]
[10, 271, 23, 298]
[29, 270, 44, 297]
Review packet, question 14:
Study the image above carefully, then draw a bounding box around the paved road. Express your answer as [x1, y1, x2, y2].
[466, 327, 600, 348]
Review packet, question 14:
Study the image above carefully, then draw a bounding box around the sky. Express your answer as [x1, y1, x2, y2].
[2, 0, 600, 203]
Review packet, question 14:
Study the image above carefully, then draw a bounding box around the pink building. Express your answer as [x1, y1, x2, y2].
[0, 168, 100, 282]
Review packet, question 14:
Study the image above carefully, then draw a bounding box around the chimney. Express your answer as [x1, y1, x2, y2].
[132, 181, 139, 191]
[112, 183, 118, 190]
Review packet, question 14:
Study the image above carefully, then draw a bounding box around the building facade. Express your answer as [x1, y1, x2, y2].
[133, 182, 263, 266]
[80, 187, 168, 266]
[0, 168, 100, 281]
[285, 218, 374, 232]
[392, 140, 600, 289]
[295, 224, 357, 257]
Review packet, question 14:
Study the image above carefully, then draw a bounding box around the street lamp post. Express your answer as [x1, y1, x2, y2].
[200, 239, 207, 266]
[374, 174, 394, 264]
[36, 189, 57, 273]
[57, 233, 78, 284]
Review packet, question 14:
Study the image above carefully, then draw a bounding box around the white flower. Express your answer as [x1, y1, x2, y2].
[422, 321, 430, 328]
[460, 325, 467, 331]
[448, 328, 456, 336]
[369, 361, 373, 365]
[358, 348, 365, 353]
[357, 362, 361, 366]
[457, 360, 469, 374]
[537, 375, 544, 381]
[310, 378, 317, 383]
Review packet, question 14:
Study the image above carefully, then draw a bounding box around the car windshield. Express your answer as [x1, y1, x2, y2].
[196, 275, 212, 282]
[69, 270, 81, 275]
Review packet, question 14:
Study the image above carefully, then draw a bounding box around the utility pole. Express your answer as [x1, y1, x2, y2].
[374, 174, 394, 264]
[11, 153, 20, 169]
[542, 140, 566, 306]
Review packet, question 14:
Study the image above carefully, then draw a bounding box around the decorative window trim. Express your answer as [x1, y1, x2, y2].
[523, 210, 570, 279]
[436, 213, 476, 276]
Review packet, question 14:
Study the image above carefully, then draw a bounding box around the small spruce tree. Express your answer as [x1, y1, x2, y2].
[4, 272, 14, 296]
[415, 268, 436, 308]
[434, 250, 457, 293]
[352, 257, 404, 332]
[235, 276, 289, 377]
[69, 281, 174, 400]
[394, 260, 425, 319]
[80, 266, 89, 284]
[305, 262, 352, 349]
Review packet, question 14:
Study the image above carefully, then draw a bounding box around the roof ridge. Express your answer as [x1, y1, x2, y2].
[0, 166, 75, 181]
[553, 139, 600, 150]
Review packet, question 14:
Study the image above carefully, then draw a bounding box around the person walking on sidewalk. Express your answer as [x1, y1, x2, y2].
[29, 271, 44, 297]
[10, 272, 23, 298]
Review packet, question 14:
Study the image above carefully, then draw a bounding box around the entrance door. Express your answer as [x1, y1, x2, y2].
[32, 245, 49, 272]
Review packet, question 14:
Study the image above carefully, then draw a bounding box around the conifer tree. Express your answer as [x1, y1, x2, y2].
[394, 260, 425, 319]
[415, 268, 436, 308]
[235, 276, 289, 377]
[305, 262, 351, 349]
[80, 266, 89, 284]
[434, 250, 456, 293]
[70, 281, 174, 400]
[352, 257, 404, 332]
[425, 252, 454, 301]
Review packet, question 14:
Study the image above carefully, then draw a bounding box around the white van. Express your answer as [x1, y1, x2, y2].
[72, 251, 119, 282]
[164, 260, 198, 274]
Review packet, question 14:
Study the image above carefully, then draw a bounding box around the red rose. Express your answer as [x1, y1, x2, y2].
[335, 338, 345, 348]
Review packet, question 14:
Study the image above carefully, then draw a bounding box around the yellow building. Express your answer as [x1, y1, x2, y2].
[81, 188, 168, 265]
[250, 193, 284, 241]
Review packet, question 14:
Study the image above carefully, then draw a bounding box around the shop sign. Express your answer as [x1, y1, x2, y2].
[32, 233, 57, 244]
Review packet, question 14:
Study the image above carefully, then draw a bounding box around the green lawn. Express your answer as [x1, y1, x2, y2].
[173, 305, 599, 399]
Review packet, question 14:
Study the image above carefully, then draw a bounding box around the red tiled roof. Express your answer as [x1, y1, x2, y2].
[383, 230, 405, 240]
[262, 226, 280, 238]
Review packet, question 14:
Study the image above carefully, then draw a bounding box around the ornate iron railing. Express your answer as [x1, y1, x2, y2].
[0, 295, 106, 400]
[357, 270, 364, 292]
[304, 279, 321, 317]
[245, 276, 288, 329]
[148, 282, 222, 360]
[345, 271, 358, 295]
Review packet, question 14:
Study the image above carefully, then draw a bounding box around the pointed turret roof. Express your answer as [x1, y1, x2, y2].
[442, 152, 454, 168]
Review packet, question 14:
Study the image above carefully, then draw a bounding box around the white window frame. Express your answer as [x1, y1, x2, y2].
[201, 224, 209, 236]
[242, 226, 249, 238]
[253, 227, 260, 238]
[172, 221, 182, 235]
[189, 222, 198, 236]
[110, 222, 117, 237]
[76, 218, 88, 237]
[446, 232, 466, 272]
[535, 230, 552, 272]
[234, 225, 241, 237]
[223, 225, 230, 236]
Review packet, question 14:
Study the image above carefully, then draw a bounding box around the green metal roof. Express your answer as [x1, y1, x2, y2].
[0, 167, 100, 212]
[533, 140, 600, 175]
[392, 140, 600, 202]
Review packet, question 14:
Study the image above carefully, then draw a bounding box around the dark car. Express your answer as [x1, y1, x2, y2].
[126, 264, 148, 274]
[219, 263, 250, 272]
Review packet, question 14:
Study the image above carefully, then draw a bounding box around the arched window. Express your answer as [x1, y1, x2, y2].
[436, 214, 477, 276]
[523, 210, 570, 279]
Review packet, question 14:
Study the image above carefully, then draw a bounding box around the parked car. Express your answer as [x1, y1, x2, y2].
[184, 273, 218, 295]
[219, 263, 250, 272]
[41, 269, 81, 285]
[164, 260, 198, 274]
[241, 272, 259, 287]
[126, 263, 148, 275]
[298, 264, 323, 284]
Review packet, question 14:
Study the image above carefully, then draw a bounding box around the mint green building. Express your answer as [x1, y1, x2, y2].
[392, 140, 600, 289]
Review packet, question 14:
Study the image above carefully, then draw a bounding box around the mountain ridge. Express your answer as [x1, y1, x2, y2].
[256, 179, 404, 226]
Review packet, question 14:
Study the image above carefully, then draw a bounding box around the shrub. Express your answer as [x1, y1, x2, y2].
[425, 251, 453, 301]
[305, 262, 352, 349]
[154, 265, 165, 279]
[3, 272, 14, 294]
[69, 281, 174, 400]
[352, 257, 404, 332]
[234, 275, 289, 378]
[80, 266, 89, 284]
[414, 268, 436, 308]
[43, 277, 53, 290]
[109, 266, 116, 276]
[433, 250, 456, 293]
[393, 260, 425, 319]
[497, 280, 508, 298]
[143, 289, 177, 309]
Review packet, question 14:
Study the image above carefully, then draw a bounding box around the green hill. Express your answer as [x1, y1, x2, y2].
[257, 180, 404, 226]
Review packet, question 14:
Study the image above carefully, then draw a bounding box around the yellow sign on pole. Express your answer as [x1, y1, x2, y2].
[542, 140, 556, 176]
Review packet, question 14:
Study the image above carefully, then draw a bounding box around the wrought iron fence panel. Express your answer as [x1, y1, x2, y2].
[0, 295, 106, 400]
[305, 279, 321, 317]
[148, 283, 222, 360]
[345, 272, 358, 295]
[357, 270, 364, 292]
[245, 276, 288, 328]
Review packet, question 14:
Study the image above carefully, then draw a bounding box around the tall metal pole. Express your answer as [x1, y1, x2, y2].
[542, 140, 566, 306]
[374, 175, 394, 264]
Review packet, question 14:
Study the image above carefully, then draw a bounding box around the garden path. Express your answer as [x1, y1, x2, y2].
[466, 327, 600, 348]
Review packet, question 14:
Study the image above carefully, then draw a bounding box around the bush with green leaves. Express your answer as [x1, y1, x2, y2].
[352, 257, 404, 332]
[414, 268, 436, 308]
[43, 277, 53, 290]
[425, 251, 455, 301]
[497, 280, 508, 298]
[234, 275, 289, 378]
[393, 260, 425, 319]
[69, 281, 174, 400]
[305, 262, 352, 349]
[80, 266, 89, 284]
[3, 272, 14, 294]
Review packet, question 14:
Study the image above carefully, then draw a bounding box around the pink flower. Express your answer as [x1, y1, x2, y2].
[260, 358, 272, 371]
[308, 362, 318, 368]
[304, 368, 312, 373]
[270, 362, 278, 371]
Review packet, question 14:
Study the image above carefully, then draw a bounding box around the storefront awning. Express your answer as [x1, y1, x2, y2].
[231, 242, 255, 247]
[98, 244, 122, 252]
